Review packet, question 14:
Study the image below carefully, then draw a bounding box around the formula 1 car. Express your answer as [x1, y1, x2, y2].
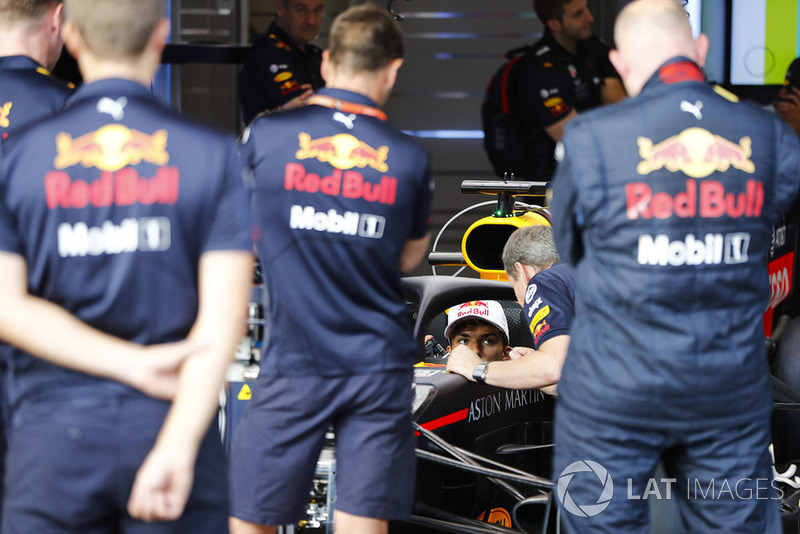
[223, 178, 562, 534]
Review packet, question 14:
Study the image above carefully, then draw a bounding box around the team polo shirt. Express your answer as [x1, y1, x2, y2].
[522, 262, 575, 350]
[515, 33, 618, 180]
[0, 78, 251, 405]
[551, 59, 800, 427]
[243, 87, 433, 377]
[239, 22, 324, 124]
[0, 55, 72, 139]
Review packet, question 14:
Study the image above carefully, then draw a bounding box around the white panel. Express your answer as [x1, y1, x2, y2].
[730, 0, 767, 84]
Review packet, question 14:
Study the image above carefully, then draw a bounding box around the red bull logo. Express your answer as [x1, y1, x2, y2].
[532, 320, 550, 344]
[45, 167, 179, 210]
[54, 124, 170, 173]
[456, 300, 490, 318]
[284, 163, 396, 205]
[637, 127, 755, 178]
[296, 132, 389, 172]
[0, 101, 11, 128]
[626, 178, 763, 220]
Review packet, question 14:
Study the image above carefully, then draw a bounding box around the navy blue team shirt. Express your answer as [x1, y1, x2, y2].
[514, 33, 619, 181]
[239, 21, 324, 125]
[522, 261, 575, 350]
[0, 78, 252, 406]
[244, 87, 433, 377]
[0, 55, 72, 139]
[551, 58, 800, 427]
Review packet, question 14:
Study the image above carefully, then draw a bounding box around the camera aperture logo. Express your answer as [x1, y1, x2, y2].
[557, 460, 614, 517]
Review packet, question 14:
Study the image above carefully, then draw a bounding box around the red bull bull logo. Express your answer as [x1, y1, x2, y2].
[296, 132, 389, 172]
[54, 124, 170, 172]
[0, 101, 11, 129]
[637, 127, 755, 178]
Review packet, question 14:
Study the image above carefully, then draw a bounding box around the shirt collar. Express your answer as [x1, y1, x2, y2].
[0, 55, 45, 72]
[66, 78, 153, 107]
[315, 87, 380, 109]
[640, 57, 706, 95]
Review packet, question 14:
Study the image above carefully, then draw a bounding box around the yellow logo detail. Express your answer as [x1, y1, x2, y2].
[296, 132, 389, 172]
[531, 305, 550, 328]
[237, 384, 253, 401]
[637, 127, 754, 178]
[0, 101, 11, 128]
[54, 124, 169, 172]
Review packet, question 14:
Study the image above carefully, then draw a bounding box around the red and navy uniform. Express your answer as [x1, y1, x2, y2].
[230, 87, 433, 526]
[239, 21, 324, 124]
[0, 55, 72, 140]
[0, 53, 71, 519]
[514, 32, 619, 181]
[522, 262, 574, 350]
[0, 78, 251, 532]
[551, 58, 800, 533]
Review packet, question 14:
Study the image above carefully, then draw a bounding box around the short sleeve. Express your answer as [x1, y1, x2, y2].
[202, 142, 253, 253]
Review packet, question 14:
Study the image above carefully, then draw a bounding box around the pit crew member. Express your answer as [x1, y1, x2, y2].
[447, 226, 573, 396]
[777, 57, 800, 139]
[0, 0, 73, 517]
[550, 0, 800, 531]
[509, 0, 625, 181]
[0, 0, 253, 530]
[0, 0, 71, 139]
[239, 0, 325, 124]
[230, 6, 433, 534]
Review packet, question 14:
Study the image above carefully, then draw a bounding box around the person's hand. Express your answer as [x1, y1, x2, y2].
[508, 346, 535, 360]
[446, 345, 481, 380]
[776, 87, 800, 137]
[127, 444, 195, 522]
[124, 340, 202, 400]
[276, 85, 314, 111]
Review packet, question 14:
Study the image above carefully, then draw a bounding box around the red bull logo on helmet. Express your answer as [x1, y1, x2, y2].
[637, 127, 755, 178]
[456, 301, 491, 318]
[295, 132, 389, 172]
[54, 124, 170, 173]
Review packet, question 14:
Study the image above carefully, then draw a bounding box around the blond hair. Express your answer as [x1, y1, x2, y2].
[63, 0, 165, 60]
[328, 4, 403, 74]
[0, 0, 60, 29]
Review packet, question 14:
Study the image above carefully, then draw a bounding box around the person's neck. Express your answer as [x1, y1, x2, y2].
[0, 28, 51, 69]
[325, 76, 385, 107]
[551, 30, 579, 56]
[78, 54, 157, 87]
[275, 22, 307, 53]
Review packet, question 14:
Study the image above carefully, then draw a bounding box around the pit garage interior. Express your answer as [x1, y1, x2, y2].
[156, 0, 782, 278]
[43, 1, 800, 532]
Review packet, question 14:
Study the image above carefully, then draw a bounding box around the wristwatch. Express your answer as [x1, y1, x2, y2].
[472, 361, 490, 383]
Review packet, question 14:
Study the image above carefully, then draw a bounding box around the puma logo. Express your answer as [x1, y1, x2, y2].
[680, 100, 703, 120]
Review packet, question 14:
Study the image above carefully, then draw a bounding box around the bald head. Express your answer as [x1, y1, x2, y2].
[609, 0, 707, 96]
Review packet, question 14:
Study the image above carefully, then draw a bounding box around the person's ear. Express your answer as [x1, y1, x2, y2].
[383, 57, 403, 93]
[320, 49, 331, 83]
[502, 346, 512, 361]
[62, 20, 83, 61]
[694, 33, 709, 69]
[546, 18, 561, 34]
[609, 49, 627, 82]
